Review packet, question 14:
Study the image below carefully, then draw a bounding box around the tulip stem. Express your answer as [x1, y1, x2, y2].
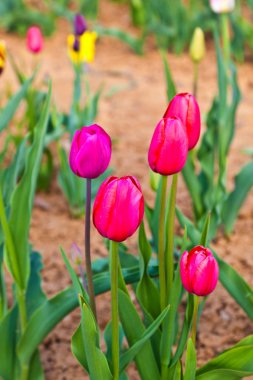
[191, 295, 200, 346]
[165, 173, 178, 302]
[110, 240, 119, 380]
[158, 175, 168, 311]
[221, 13, 231, 66]
[193, 62, 199, 99]
[84, 178, 97, 320]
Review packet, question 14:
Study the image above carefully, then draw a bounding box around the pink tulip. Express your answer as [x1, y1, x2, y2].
[180, 246, 219, 296]
[148, 117, 188, 176]
[93, 176, 144, 242]
[69, 124, 111, 179]
[26, 26, 43, 54]
[163, 93, 201, 150]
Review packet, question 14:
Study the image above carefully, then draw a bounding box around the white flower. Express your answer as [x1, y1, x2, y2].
[210, 0, 235, 13]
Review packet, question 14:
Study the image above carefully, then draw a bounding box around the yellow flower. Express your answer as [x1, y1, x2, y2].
[189, 28, 205, 64]
[0, 40, 6, 75]
[67, 31, 97, 65]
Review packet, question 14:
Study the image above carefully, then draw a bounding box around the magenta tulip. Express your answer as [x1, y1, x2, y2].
[163, 93, 201, 150]
[26, 26, 43, 54]
[180, 245, 219, 296]
[148, 117, 188, 176]
[74, 14, 87, 36]
[93, 176, 144, 242]
[69, 124, 111, 179]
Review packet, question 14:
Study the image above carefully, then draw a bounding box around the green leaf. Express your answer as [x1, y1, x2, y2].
[61, 247, 87, 301]
[223, 161, 253, 234]
[79, 297, 112, 380]
[161, 49, 176, 102]
[17, 286, 77, 366]
[184, 338, 196, 380]
[118, 289, 160, 380]
[26, 252, 46, 318]
[160, 263, 184, 367]
[28, 350, 44, 380]
[119, 304, 169, 373]
[0, 245, 7, 319]
[71, 324, 88, 371]
[5, 83, 52, 290]
[196, 335, 253, 379]
[0, 306, 18, 380]
[0, 76, 33, 132]
[136, 222, 160, 319]
[199, 213, 211, 246]
[94, 25, 144, 55]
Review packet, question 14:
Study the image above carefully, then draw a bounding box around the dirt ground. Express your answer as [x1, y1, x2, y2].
[1, 0, 253, 379]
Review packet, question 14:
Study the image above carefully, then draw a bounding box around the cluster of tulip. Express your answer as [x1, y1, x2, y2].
[69, 92, 219, 379]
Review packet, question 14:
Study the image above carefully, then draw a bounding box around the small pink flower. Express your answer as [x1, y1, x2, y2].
[180, 245, 219, 296]
[26, 26, 43, 54]
[69, 124, 111, 179]
[148, 117, 188, 176]
[93, 176, 144, 242]
[163, 93, 201, 150]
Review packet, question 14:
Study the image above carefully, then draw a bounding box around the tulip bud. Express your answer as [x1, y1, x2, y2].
[69, 124, 111, 179]
[26, 26, 43, 54]
[210, 0, 235, 13]
[189, 27, 205, 64]
[93, 176, 144, 242]
[74, 14, 87, 36]
[163, 93, 201, 150]
[180, 246, 219, 296]
[150, 170, 160, 191]
[148, 117, 188, 176]
[0, 40, 6, 75]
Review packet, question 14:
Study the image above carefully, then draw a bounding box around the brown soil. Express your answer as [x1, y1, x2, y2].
[1, 0, 253, 379]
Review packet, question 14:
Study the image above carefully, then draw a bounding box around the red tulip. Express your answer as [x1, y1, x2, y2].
[148, 117, 188, 176]
[93, 176, 144, 242]
[180, 245, 219, 296]
[26, 26, 43, 54]
[163, 93, 201, 150]
[69, 124, 111, 179]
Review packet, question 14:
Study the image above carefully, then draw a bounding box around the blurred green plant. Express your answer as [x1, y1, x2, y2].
[0, 0, 55, 35]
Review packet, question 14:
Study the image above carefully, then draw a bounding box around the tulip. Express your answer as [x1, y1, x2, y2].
[189, 27, 205, 64]
[210, 0, 235, 13]
[0, 40, 6, 75]
[69, 124, 111, 179]
[163, 93, 201, 150]
[74, 14, 87, 36]
[148, 117, 188, 176]
[67, 31, 97, 65]
[93, 176, 144, 242]
[180, 245, 219, 296]
[26, 26, 43, 54]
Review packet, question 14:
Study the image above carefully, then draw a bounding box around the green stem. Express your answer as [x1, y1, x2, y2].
[193, 62, 199, 99]
[17, 288, 27, 333]
[191, 295, 200, 346]
[110, 240, 119, 380]
[85, 178, 97, 320]
[158, 175, 168, 311]
[220, 13, 231, 66]
[165, 174, 178, 302]
[20, 366, 29, 380]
